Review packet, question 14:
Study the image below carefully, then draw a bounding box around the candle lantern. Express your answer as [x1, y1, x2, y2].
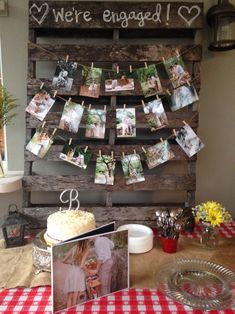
[207, 0, 235, 51]
[0, 204, 28, 248]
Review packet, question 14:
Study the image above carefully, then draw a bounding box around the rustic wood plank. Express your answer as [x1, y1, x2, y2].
[29, 1, 203, 29]
[28, 43, 202, 62]
[23, 174, 195, 191]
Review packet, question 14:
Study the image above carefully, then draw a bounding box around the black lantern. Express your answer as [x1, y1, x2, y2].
[0, 204, 28, 248]
[207, 0, 235, 51]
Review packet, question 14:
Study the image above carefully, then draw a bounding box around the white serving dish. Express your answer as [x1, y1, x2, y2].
[117, 224, 153, 254]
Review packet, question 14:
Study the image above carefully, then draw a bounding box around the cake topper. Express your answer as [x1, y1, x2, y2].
[59, 189, 80, 211]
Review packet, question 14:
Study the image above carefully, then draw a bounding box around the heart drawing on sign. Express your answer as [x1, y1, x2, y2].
[178, 5, 201, 27]
[29, 3, 49, 25]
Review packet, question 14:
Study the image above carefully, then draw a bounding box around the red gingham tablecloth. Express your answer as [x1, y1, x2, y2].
[0, 221, 235, 314]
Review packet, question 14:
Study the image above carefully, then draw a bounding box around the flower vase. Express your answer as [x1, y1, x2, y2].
[200, 224, 218, 249]
[160, 237, 178, 253]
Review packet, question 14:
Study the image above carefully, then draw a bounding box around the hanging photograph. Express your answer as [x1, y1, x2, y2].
[121, 153, 145, 185]
[79, 66, 102, 98]
[105, 72, 134, 92]
[52, 59, 78, 91]
[59, 101, 84, 133]
[26, 130, 53, 159]
[59, 142, 92, 169]
[143, 98, 168, 131]
[94, 155, 116, 185]
[168, 85, 199, 112]
[175, 123, 204, 157]
[26, 88, 55, 121]
[85, 108, 106, 139]
[145, 141, 175, 169]
[116, 108, 136, 138]
[164, 55, 191, 88]
[136, 64, 162, 98]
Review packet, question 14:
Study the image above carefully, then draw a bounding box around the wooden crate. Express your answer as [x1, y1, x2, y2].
[24, 1, 203, 233]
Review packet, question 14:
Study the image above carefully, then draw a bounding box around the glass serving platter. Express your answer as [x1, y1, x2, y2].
[155, 259, 235, 310]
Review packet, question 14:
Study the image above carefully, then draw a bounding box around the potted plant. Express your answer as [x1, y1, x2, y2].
[0, 81, 18, 176]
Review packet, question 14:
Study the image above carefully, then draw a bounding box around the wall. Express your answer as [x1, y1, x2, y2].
[0, 0, 234, 215]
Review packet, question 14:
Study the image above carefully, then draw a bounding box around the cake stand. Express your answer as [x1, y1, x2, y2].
[32, 230, 51, 274]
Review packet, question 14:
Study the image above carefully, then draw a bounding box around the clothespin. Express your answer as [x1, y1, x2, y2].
[50, 128, 57, 139]
[122, 152, 125, 158]
[142, 146, 146, 154]
[186, 80, 191, 86]
[129, 65, 133, 73]
[176, 49, 180, 57]
[88, 104, 91, 111]
[84, 146, 88, 153]
[162, 56, 166, 63]
[81, 100, 84, 107]
[99, 150, 102, 157]
[141, 100, 145, 108]
[40, 82, 44, 90]
[144, 62, 148, 69]
[41, 121, 46, 130]
[123, 104, 126, 109]
[104, 105, 107, 112]
[53, 90, 57, 98]
[133, 149, 137, 155]
[183, 120, 187, 126]
[111, 151, 114, 159]
[116, 65, 119, 74]
[156, 94, 160, 100]
[69, 138, 72, 145]
[173, 129, 177, 137]
[166, 89, 171, 96]
[160, 138, 164, 143]
[91, 62, 94, 69]
[67, 97, 72, 104]
[65, 55, 69, 63]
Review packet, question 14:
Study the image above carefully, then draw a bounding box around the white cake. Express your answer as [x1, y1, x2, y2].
[44, 209, 96, 245]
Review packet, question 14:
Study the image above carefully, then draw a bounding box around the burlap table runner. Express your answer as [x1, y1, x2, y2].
[0, 240, 50, 289]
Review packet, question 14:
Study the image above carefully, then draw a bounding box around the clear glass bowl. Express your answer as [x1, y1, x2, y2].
[155, 259, 235, 310]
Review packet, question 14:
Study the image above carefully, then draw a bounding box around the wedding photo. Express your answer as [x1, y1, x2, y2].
[26, 131, 53, 159]
[105, 73, 134, 92]
[121, 153, 145, 185]
[85, 109, 106, 139]
[52, 231, 128, 313]
[52, 59, 78, 91]
[94, 155, 116, 185]
[169, 84, 199, 112]
[143, 99, 168, 131]
[116, 108, 136, 138]
[58, 102, 84, 134]
[175, 124, 204, 157]
[59, 142, 92, 169]
[26, 89, 55, 121]
[79, 66, 102, 98]
[164, 55, 191, 88]
[136, 64, 163, 97]
[145, 141, 175, 169]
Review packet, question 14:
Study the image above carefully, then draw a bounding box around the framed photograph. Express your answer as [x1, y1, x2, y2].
[168, 85, 199, 112]
[52, 59, 78, 91]
[59, 142, 92, 169]
[26, 130, 53, 159]
[116, 108, 136, 138]
[52, 230, 129, 313]
[79, 66, 102, 98]
[105, 72, 134, 93]
[85, 109, 106, 139]
[59, 102, 84, 134]
[94, 155, 116, 186]
[164, 55, 191, 88]
[121, 153, 145, 185]
[145, 141, 175, 169]
[26, 88, 55, 121]
[175, 123, 204, 157]
[143, 99, 168, 131]
[136, 64, 162, 98]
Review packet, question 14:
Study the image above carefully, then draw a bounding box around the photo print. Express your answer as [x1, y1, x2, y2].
[121, 153, 145, 185]
[136, 64, 162, 98]
[105, 71, 134, 93]
[59, 101, 84, 133]
[168, 85, 199, 112]
[59, 142, 92, 169]
[143, 98, 168, 131]
[94, 154, 116, 186]
[26, 130, 53, 159]
[116, 108, 136, 138]
[52, 59, 78, 91]
[79, 66, 102, 98]
[145, 140, 175, 169]
[164, 55, 191, 88]
[85, 108, 106, 139]
[52, 230, 129, 313]
[26, 87, 55, 121]
[175, 123, 204, 157]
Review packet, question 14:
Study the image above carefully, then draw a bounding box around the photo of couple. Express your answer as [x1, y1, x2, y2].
[59, 142, 92, 169]
[52, 231, 128, 313]
[143, 99, 168, 131]
[94, 154, 116, 186]
[164, 55, 191, 88]
[116, 108, 136, 138]
[26, 130, 53, 159]
[58, 101, 84, 134]
[121, 153, 145, 185]
[105, 74, 134, 93]
[52, 59, 78, 92]
[85, 108, 106, 139]
[168, 84, 199, 112]
[145, 140, 175, 169]
[79, 66, 102, 98]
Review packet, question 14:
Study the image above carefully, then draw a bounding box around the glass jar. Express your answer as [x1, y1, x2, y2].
[200, 224, 218, 249]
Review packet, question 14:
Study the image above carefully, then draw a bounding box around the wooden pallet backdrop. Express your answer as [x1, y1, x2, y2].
[24, 1, 203, 234]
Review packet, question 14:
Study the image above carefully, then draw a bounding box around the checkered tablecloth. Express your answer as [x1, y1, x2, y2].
[1, 221, 235, 314]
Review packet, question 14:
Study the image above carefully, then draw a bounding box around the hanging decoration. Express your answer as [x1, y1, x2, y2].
[58, 99, 84, 133]
[104, 70, 135, 93]
[143, 140, 175, 169]
[116, 107, 136, 138]
[174, 122, 204, 157]
[142, 97, 168, 131]
[167, 84, 199, 112]
[79, 65, 102, 98]
[85, 106, 106, 139]
[94, 151, 116, 185]
[121, 152, 145, 185]
[59, 140, 92, 169]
